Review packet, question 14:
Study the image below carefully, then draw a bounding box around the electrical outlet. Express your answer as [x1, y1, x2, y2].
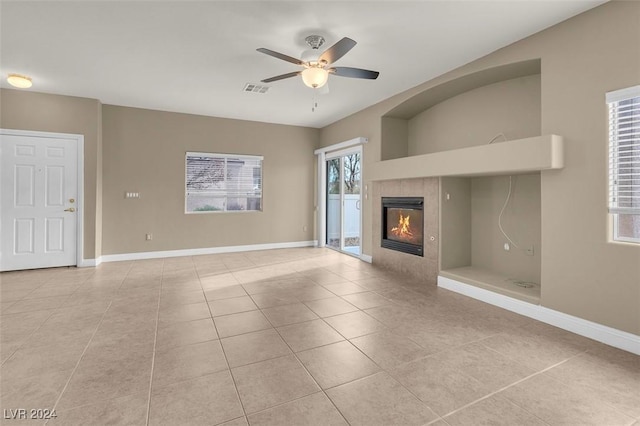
[526, 245, 535, 256]
[146, 233, 153, 241]
[302, 225, 307, 232]
[503, 243, 510, 251]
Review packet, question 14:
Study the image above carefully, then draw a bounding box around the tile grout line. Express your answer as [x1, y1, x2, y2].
[229, 254, 358, 422]
[5, 249, 634, 425]
[327, 315, 449, 423]
[0, 309, 57, 367]
[144, 258, 166, 426]
[3, 269, 57, 305]
[472, 330, 608, 418]
[194, 257, 250, 422]
[436, 355, 581, 423]
[265, 306, 352, 425]
[194, 318, 387, 374]
[242, 258, 512, 423]
[529, 349, 638, 421]
[0, 271, 99, 366]
[251, 265, 405, 424]
[46, 299, 114, 420]
[46, 262, 137, 420]
[202, 251, 328, 281]
[33, 265, 142, 417]
[321, 303, 512, 424]
[387, 334, 573, 423]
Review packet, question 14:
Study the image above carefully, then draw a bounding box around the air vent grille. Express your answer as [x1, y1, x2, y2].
[243, 83, 270, 94]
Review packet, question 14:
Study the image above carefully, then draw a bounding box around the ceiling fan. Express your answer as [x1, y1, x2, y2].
[257, 35, 380, 89]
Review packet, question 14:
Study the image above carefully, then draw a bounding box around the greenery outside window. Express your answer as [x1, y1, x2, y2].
[186, 152, 262, 213]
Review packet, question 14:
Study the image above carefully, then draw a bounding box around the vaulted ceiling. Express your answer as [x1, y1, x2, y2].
[1, 1, 606, 128]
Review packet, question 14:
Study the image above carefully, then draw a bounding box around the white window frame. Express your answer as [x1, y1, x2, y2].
[607, 85, 640, 244]
[185, 152, 263, 214]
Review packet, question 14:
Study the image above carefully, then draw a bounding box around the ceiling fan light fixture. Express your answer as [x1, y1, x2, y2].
[301, 66, 328, 88]
[7, 73, 33, 89]
[257, 36, 378, 90]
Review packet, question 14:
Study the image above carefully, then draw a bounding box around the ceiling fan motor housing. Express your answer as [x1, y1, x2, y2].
[305, 35, 325, 50]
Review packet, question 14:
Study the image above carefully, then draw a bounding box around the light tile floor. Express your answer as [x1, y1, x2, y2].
[1, 248, 639, 425]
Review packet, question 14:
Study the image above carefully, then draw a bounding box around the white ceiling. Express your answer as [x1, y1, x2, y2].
[1, 1, 606, 128]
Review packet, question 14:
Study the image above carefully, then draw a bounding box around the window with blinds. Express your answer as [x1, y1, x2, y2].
[185, 152, 262, 213]
[607, 85, 640, 243]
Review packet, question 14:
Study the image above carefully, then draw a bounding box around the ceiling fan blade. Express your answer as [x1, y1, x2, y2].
[261, 71, 302, 83]
[329, 67, 380, 80]
[318, 37, 356, 65]
[256, 48, 304, 66]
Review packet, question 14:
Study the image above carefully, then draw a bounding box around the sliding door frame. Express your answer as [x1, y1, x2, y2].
[314, 137, 367, 255]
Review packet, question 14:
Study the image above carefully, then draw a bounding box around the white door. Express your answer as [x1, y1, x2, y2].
[1, 133, 78, 271]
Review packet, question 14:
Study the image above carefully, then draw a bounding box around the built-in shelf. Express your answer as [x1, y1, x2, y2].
[440, 266, 540, 305]
[370, 134, 563, 182]
[376, 59, 547, 304]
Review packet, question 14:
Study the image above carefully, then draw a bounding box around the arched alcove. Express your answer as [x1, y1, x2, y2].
[380, 59, 541, 161]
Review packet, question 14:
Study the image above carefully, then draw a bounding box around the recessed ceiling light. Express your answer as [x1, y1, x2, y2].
[7, 74, 33, 89]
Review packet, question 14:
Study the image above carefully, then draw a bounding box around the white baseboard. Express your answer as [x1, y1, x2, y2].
[78, 258, 100, 268]
[438, 275, 640, 356]
[360, 254, 373, 263]
[99, 240, 318, 263]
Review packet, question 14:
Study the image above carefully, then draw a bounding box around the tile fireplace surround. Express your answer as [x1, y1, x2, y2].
[372, 178, 439, 284]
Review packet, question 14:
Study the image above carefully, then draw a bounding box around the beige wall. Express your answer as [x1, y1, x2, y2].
[440, 177, 471, 270]
[95, 102, 103, 258]
[0, 89, 102, 260]
[381, 117, 408, 160]
[471, 174, 541, 284]
[407, 75, 541, 155]
[319, 1, 640, 334]
[101, 106, 318, 255]
[535, 2, 639, 332]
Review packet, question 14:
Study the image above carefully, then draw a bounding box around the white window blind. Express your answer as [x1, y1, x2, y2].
[185, 152, 262, 213]
[607, 85, 640, 215]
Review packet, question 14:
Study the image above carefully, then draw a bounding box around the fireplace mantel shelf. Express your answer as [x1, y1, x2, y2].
[369, 134, 563, 181]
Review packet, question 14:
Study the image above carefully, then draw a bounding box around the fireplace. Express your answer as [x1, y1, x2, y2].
[381, 197, 424, 256]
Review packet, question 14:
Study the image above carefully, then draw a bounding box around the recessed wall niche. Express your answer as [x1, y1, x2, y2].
[380, 59, 541, 160]
[440, 174, 542, 304]
[372, 59, 546, 302]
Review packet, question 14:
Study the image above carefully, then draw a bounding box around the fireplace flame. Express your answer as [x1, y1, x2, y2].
[391, 213, 413, 238]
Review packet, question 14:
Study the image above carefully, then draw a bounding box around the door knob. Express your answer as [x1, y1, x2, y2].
[64, 207, 76, 212]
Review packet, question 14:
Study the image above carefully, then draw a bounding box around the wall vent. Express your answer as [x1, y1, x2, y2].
[243, 83, 270, 94]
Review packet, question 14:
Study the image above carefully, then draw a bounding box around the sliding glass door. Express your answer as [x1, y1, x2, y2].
[326, 150, 361, 255]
